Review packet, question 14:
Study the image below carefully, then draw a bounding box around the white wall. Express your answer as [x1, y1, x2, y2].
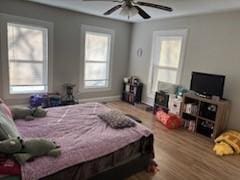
[129, 10, 240, 130]
[0, 0, 132, 104]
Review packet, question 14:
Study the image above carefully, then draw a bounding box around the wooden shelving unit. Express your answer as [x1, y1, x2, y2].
[180, 93, 230, 139]
[122, 82, 143, 105]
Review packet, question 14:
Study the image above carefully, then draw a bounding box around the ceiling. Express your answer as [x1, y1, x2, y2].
[28, 0, 240, 22]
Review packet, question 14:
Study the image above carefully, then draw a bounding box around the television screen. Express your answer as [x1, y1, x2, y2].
[190, 72, 225, 98]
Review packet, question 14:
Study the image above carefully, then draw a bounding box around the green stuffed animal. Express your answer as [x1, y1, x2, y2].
[0, 137, 22, 154]
[11, 107, 47, 121]
[11, 107, 33, 120]
[0, 137, 61, 164]
[32, 107, 48, 118]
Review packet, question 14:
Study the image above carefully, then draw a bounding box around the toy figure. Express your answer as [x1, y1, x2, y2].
[0, 137, 61, 164]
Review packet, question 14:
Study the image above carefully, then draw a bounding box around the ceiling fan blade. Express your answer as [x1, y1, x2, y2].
[134, 6, 151, 19]
[136, 1, 173, 12]
[104, 5, 122, 15]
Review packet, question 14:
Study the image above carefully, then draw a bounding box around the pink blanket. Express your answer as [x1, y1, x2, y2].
[15, 103, 152, 180]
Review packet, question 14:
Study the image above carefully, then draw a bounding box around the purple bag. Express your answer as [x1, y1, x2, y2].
[29, 94, 45, 107]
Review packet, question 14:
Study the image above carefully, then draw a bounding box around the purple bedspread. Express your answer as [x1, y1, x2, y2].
[15, 103, 152, 180]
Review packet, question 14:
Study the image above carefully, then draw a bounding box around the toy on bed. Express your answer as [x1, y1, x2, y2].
[11, 107, 47, 121]
[0, 137, 61, 164]
[213, 130, 240, 156]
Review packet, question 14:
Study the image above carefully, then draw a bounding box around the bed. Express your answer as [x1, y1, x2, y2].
[13, 103, 154, 180]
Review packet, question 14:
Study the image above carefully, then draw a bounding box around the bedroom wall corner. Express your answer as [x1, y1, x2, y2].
[128, 10, 240, 130]
[0, 0, 132, 105]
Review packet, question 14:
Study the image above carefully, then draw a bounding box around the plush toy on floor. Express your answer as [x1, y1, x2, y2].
[213, 130, 240, 156]
[0, 137, 61, 164]
[147, 160, 159, 174]
[213, 141, 234, 156]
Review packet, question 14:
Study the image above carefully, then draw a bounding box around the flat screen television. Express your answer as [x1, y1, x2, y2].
[190, 72, 225, 98]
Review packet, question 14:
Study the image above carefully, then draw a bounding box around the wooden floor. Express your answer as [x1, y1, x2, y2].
[106, 101, 240, 180]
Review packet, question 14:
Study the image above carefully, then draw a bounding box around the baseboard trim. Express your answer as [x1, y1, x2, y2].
[78, 95, 121, 103]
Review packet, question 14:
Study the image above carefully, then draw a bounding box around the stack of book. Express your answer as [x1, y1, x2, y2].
[183, 103, 198, 115]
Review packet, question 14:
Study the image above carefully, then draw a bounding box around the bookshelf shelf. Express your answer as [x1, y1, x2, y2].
[182, 111, 197, 118]
[180, 93, 230, 139]
[121, 82, 143, 105]
[197, 116, 215, 124]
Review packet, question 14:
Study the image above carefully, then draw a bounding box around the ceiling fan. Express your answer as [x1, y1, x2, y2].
[82, 0, 173, 19]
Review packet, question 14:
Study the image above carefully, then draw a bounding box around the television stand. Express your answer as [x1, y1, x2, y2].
[180, 93, 230, 139]
[195, 93, 211, 99]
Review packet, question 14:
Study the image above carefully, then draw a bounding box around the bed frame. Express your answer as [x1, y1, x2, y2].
[41, 135, 154, 180]
[90, 154, 152, 180]
[41, 154, 152, 180]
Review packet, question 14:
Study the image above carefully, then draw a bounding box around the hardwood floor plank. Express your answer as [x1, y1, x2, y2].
[106, 101, 240, 180]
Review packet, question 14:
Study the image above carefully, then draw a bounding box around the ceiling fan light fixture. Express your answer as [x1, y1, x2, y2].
[84, 0, 173, 20]
[120, 6, 138, 18]
[119, 6, 129, 17]
[129, 7, 138, 17]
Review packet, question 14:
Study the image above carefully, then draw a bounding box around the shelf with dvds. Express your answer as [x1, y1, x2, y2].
[180, 93, 230, 139]
[121, 81, 143, 105]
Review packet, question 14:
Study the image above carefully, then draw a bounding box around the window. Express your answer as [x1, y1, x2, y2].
[81, 25, 114, 91]
[148, 30, 187, 97]
[7, 23, 48, 94]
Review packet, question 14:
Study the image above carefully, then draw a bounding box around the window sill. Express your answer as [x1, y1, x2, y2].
[10, 90, 47, 95]
[80, 87, 112, 93]
[4, 91, 48, 100]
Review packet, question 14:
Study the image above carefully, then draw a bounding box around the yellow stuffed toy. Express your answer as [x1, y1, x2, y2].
[213, 142, 234, 156]
[213, 130, 240, 156]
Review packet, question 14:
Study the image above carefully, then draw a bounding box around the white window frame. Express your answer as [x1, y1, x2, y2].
[0, 14, 54, 99]
[147, 29, 188, 99]
[80, 25, 114, 93]
[7, 23, 49, 95]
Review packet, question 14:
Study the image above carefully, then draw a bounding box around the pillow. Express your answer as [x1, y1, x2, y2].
[0, 101, 20, 139]
[0, 101, 13, 119]
[0, 111, 20, 140]
[0, 156, 21, 176]
[98, 110, 136, 129]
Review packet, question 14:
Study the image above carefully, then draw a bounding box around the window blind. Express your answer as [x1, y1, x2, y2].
[151, 36, 183, 93]
[7, 23, 48, 94]
[84, 31, 111, 88]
